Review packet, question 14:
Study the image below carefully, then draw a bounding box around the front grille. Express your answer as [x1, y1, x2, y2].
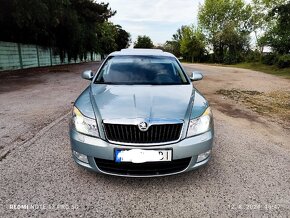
[103, 123, 183, 144]
[95, 157, 191, 176]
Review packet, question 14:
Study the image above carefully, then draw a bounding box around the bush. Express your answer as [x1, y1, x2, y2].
[276, 54, 290, 68]
[245, 50, 260, 63]
[206, 53, 216, 63]
[261, 53, 277, 65]
[200, 54, 210, 63]
[223, 52, 241, 64]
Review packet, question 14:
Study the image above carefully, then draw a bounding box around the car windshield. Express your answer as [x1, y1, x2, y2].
[94, 55, 189, 85]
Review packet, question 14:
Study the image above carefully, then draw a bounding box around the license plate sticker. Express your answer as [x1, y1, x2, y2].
[115, 149, 172, 163]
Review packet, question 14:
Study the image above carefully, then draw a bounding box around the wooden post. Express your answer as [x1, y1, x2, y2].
[49, 47, 53, 66]
[36, 45, 40, 67]
[17, 43, 23, 69]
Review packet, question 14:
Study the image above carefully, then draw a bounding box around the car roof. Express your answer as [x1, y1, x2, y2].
[109, 49, 176, 58]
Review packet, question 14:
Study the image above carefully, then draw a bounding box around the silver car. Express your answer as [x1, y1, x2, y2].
[69, 49, 214, 177]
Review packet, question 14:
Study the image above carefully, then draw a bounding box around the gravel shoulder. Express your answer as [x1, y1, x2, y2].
[0, 63, 100, 159]
[183, 63, 290, 149]
[0, 63, 289, 217]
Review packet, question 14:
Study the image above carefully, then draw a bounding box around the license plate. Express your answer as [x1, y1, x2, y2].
[115, 149, 172, 163]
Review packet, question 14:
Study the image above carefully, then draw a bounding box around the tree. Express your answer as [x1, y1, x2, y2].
[261, 2, 290, 54]
[134, 35, 154, 48]
[198, 0, 252, 63]
[96, 22, 117, 58]
[162, 40, 180, 56]
[51, 0, 116, 61]
[217, 22, 250, 64]
[96, 22, 131, 58]
[0, 0, 51, 45]
[115, 25, 131, 50]
[165, 26, 187, 57]
[250, 0, 288, 53]
[0, 0, 122, 61]
[180, 25, 206, 62]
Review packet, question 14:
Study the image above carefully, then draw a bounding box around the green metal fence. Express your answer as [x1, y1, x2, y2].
[0, 41, 101, 71]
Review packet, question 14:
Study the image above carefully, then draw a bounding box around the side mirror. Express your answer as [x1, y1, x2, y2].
[190, 71, 203, 81]
[82, 70, 94, 80]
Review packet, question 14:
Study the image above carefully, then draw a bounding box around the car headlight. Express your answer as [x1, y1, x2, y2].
[71, 106, 99, 137]
[187, 107, 213, 137]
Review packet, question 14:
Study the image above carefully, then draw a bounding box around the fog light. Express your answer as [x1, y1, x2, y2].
[73, 150, 89, 163]
[197, 150, 211, 162]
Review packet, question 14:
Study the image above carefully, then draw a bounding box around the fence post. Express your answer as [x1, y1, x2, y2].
[49, 47, 53, 66]
[17, 43, 23, 69]
[36, 45, 40, 67]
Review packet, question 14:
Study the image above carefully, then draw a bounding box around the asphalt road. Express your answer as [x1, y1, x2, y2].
[0, 62, 289, 217]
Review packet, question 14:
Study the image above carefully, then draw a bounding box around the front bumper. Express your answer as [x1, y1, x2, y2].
[69, 128, 214, 177]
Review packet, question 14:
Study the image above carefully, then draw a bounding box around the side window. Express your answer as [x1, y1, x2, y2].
[101, 64, 109, 76]
[171, 63, 178, 76]
[96, 60, 111, 82]
[173, 62, 187, 83]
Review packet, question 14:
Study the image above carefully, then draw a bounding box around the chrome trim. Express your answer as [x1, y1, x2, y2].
[95, 162, 189, 177]
[95, 164, 189, 177]
[102, 118, 184, 146]
[93, 157, 193, 178]
[103, 118, 183, 125]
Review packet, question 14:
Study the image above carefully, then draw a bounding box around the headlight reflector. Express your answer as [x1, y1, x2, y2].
[187, 107, 212, 137]
[71, 106, 99, 137]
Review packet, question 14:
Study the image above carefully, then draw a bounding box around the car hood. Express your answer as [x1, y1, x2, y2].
[90, 84, 193, 121]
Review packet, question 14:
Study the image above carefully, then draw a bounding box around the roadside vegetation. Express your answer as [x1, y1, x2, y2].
[217, 89, 290, 127]
[134, 36, 154, 49]
[227, 62, 290, 79]
[0, 0, 131, 62]
[159, 0, 290, 74]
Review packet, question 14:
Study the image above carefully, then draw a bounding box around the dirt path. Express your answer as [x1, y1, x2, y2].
[183, 63, 290, 149]
[0, 63, 289, 217]
[0, 62, 101, 159]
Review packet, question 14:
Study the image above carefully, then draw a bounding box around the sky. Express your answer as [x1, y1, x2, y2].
[102, 0, 205, 46]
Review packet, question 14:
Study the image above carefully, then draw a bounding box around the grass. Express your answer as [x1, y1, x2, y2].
[226, 62, 290, 79]
[182, 61, 290, 79]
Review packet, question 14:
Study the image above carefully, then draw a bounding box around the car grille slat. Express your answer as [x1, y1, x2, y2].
[154, 125, 158, 141]
[146, 127, 150, 143]
[95, 157, 191, 176]
[173, 125, 178, 141]
[150, 125, 154, 142]
[115, 125, 119, 140]
[156, 125, 160, 142]
[120, 125, 125, 141]
[165, 125, 169, 141]
[167, 125, 172, 141]
[104, 123, 182, 144]
[129, 125, 132, 142]
[169, 125, 174, 141]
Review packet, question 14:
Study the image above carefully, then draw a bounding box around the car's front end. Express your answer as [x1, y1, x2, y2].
[69, 49, 214, 177]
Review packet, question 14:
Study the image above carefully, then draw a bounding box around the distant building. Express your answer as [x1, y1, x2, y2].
[262, 46, 272, 54]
